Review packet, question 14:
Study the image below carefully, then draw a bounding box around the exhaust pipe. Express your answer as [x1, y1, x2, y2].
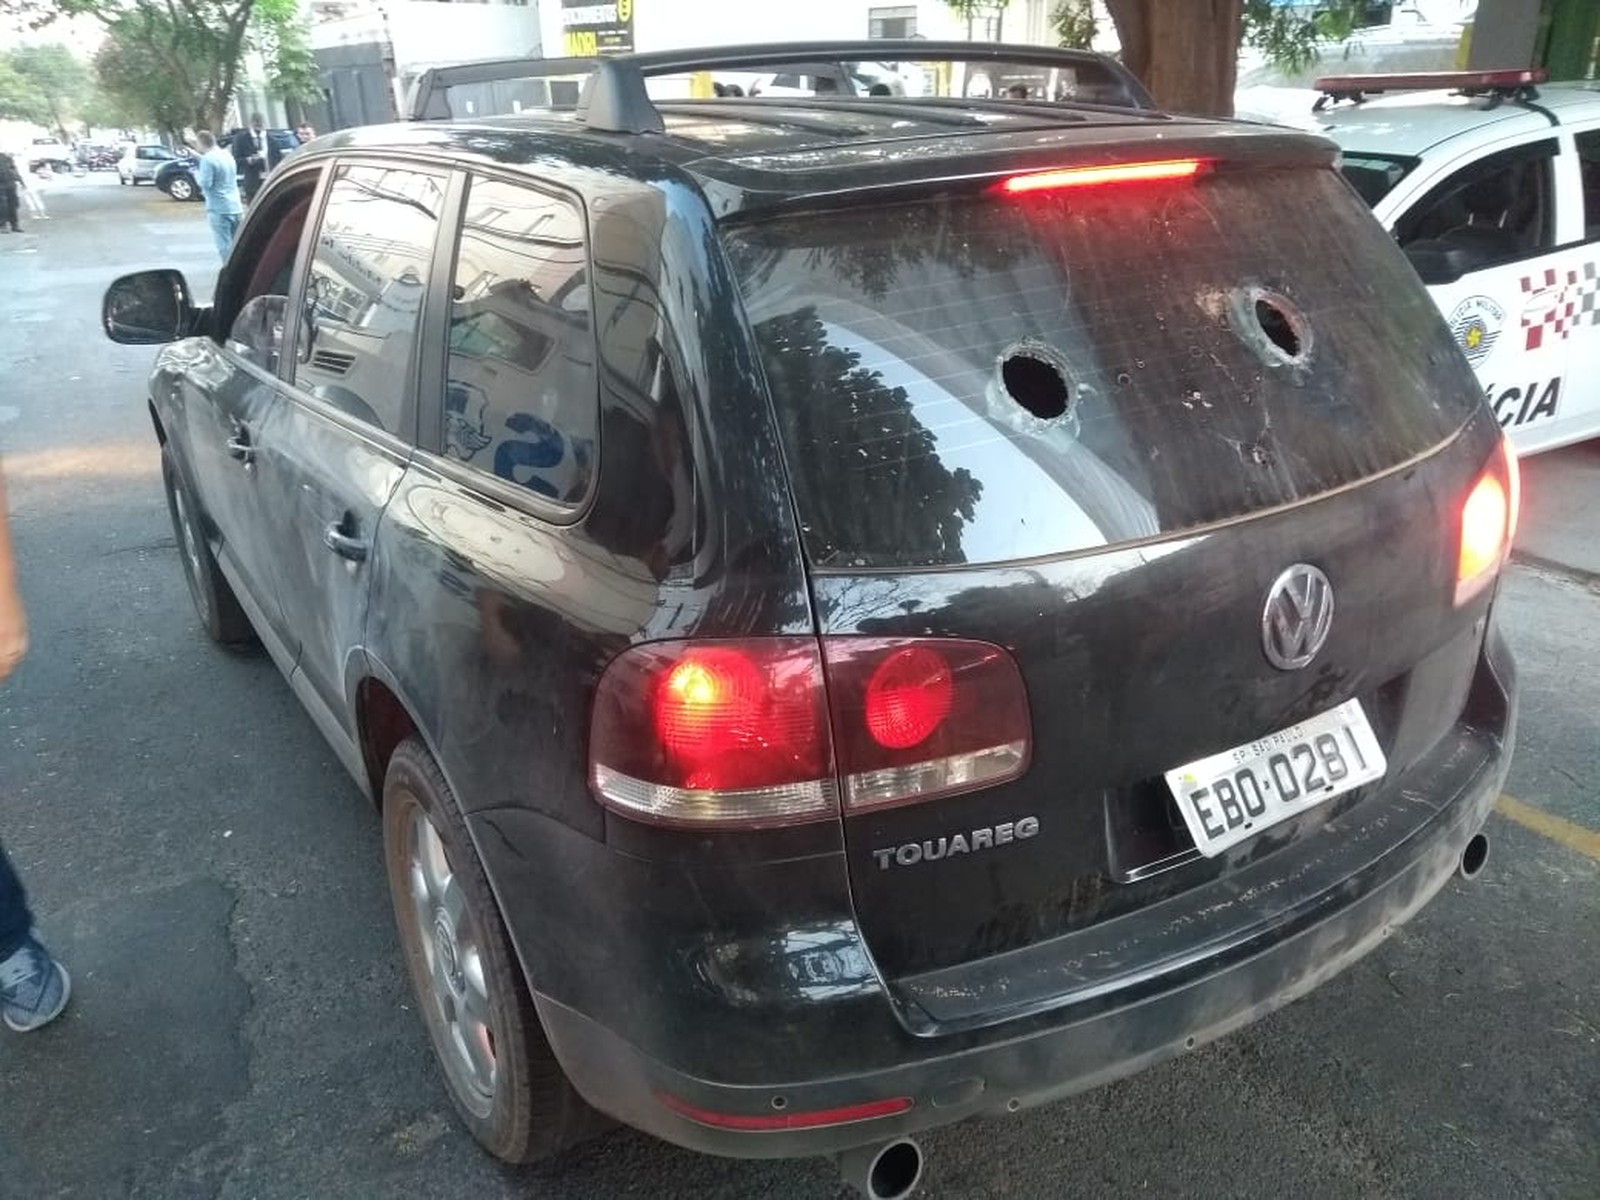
[836, 1137, 924, 1200]
[1459, 831, 1490, 880]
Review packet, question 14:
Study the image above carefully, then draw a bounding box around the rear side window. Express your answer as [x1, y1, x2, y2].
[724, 166, 1481, 569]
[442, 175, 596, 506]
[1336, 152, 1418, 207]
[1578, 128, 1600, 240]
[296, 163, 446, 436]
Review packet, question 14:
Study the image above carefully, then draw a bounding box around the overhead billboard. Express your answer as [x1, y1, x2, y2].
[561, 0, 635, 57]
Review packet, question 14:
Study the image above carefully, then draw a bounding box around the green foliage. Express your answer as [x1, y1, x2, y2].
[93, 18, 196, 137]
[944, 0, 1012, 28]
[75, 86, 125, 133]
[1241, 0, 1372, 75]
[0, 43, 91, 135]
[1049, 0, 1096, 50]
[0, 0, 263, 131]
[0, 57, 48, 125]
[252, 0, 320, 103]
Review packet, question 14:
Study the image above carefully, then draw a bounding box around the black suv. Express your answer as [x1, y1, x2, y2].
[103, 43, 1516, 1198]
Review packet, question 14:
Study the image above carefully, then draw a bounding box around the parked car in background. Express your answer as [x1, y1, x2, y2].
[119, 143, 184, 185]
[153, 152, 202, 201]
[219, 127, 299, 170]
[154, 131, 297, 201]
[25, 137, 73, 172]
[1313, 70, 1600, 456]
[100, 41, 1516, 1199]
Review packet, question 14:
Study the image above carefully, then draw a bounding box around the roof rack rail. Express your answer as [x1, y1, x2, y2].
[1312, 68, 1548, 111]
[407, 40, 1156, 128]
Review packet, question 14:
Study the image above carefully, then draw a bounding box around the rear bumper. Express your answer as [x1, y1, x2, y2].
[527, 628, 1514, 1159]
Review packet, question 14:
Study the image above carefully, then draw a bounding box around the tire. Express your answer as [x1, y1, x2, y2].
[160, 449, 255, 645]
[382, 738, 596, 1164]
[167, 174, 195, 202]
[119, 174, 128, 185]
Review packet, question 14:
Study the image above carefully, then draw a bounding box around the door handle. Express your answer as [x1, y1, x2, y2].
[322, 521, 368, 563]
[225, 435, 253, 463]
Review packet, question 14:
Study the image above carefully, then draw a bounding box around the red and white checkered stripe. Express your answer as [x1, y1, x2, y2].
[1519, 267, 1580, 351]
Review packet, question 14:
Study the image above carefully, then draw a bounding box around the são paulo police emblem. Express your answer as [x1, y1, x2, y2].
[1447, 295, 1505, 368]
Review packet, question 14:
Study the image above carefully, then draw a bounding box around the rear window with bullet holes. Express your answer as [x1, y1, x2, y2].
[724, 167, 1483, 569]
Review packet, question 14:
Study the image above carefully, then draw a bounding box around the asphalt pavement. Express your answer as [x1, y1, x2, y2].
[0, 172, 1595, 1200]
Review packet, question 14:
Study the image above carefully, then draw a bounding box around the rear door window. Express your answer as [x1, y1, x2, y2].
[724, 166, 1481, 569]
[441, 174, 596, 506]
[294, 163, 447, 437]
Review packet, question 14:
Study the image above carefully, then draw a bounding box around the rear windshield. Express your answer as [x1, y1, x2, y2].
[724, 166, 1480, 569]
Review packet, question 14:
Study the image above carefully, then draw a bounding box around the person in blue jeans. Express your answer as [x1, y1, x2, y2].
[0, 462, 69, 1032]
[195, 129, 243, 263]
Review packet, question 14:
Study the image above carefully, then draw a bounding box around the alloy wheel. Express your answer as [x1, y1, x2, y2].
[405, 802, 498, 1113]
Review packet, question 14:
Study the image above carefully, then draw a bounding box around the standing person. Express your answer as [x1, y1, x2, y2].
[234, 112, 270, 201]
[0, 153, 21, 233]
[195, 131, 243, 262]
[0, 463, 71, 1034]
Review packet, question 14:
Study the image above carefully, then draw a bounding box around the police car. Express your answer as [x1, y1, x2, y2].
[1310, 69, 1600, 455]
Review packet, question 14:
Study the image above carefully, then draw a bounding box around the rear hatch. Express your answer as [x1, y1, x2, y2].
[719, 141, 1497, 1004]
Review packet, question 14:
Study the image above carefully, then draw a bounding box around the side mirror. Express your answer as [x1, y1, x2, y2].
[1403, 244, 1469, 288]
[226, 295, 287, 373]
[102, 269, 198, 344]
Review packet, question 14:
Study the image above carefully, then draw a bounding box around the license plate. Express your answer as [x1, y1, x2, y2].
[1164, 699, 1386, 858]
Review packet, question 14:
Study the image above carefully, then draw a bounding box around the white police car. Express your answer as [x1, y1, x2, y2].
[1310, 70, 1600, 455]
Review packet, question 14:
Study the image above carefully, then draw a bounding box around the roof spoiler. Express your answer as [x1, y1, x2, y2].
[406, 40, 1157, 129]
[1312, 68, 1547, 111]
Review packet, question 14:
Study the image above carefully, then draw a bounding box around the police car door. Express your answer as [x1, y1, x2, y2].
[1389, 138, 1577, 453]
[1559, 123, 1600, 452]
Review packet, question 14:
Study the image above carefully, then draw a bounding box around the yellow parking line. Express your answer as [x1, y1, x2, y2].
[1496, 795, 1600, 863]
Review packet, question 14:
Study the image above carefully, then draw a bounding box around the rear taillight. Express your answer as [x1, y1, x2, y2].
[823, 638, 1030, 812]
[589, 639, 837, 828]
[589, 638, 1032, 827]
[1455, 435, 1519, 606]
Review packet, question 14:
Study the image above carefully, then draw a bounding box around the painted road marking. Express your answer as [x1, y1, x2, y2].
[1496, 794, 1600, 863]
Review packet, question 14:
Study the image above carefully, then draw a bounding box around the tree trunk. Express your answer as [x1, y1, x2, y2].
[1104, 0, 1243, 117]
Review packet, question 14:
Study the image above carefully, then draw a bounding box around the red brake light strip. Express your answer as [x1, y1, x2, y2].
[657, 1090, 913, 1131]
[999, 158, 1206, 195]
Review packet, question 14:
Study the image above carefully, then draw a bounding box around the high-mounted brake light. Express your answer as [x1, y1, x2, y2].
[1455, 435, 1519, 607]
[589, 637, 1033, 828]
[998, 158, 1206, 195]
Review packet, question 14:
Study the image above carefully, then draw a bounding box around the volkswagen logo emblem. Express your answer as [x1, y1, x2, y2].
[1261, 564, 1334, 670]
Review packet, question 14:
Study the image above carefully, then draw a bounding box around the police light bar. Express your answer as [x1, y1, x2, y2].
[1314, 68, 1547, 101]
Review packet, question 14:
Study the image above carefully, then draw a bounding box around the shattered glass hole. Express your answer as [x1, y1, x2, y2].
[1253, 295, 1306, 361]
[1000, 350, 1071, 420]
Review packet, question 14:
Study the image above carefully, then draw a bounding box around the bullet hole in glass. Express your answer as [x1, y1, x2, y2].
[1228, 287, 1312, 369]
[1000, 349, 1071, 420]
[1254, 298, 1301, 358]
